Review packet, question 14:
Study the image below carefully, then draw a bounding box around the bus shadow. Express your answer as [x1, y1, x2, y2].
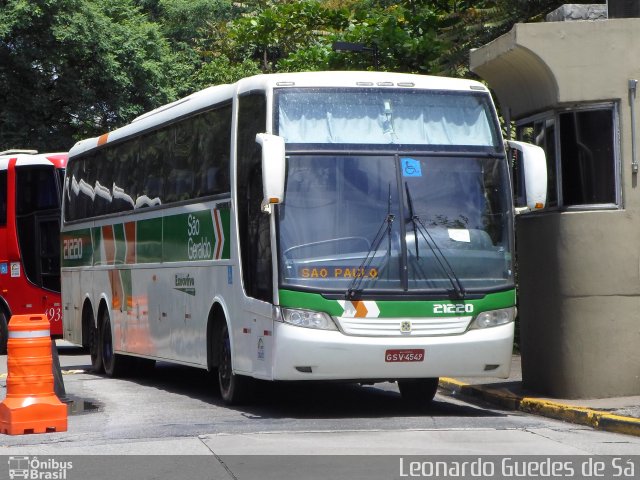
[56, 345, 90, 356]
[126, 362, 506, 420]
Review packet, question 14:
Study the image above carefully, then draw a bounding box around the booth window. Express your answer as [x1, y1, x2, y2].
[516, 103, 619, 209]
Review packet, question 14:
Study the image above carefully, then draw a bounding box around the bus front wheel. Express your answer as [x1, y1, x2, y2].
[218, 322, 252, 405]
[398, 378, 439, 405]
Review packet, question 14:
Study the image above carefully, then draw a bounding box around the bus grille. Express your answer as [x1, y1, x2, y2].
[335, 316, 472, 336]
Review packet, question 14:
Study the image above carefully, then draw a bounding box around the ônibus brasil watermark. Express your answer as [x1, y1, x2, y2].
[8, 456, 72, 480]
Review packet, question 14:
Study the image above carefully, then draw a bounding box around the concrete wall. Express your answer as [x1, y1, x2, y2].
[471, 18, 640, 398]
[516, 211, 640, 397]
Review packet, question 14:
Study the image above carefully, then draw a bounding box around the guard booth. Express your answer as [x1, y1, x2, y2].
[470, 2, 640, 398]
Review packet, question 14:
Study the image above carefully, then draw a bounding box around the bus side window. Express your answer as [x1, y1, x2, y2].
[170, 122, 196, 202]
[195, 105, 231, 198]
[111, 142, 136, 213]
[76, 155, 96, 220]
[137, 129, 169, 207]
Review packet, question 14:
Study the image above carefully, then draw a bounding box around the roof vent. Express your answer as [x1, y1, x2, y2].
[608, 0, 640, 18]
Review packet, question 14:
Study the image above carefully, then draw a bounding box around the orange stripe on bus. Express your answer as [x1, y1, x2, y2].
[124, 222, 136, 264]
[354, 301, 368, 318]
[102, 226, 115, 265]
[97, 133, 109, 146]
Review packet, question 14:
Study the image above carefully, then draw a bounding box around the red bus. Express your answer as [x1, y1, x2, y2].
[0, 150, 67, 353]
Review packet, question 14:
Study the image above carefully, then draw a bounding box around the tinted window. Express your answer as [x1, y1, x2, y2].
[16, 166, 60, 215]
[64, 103, 232, 222]
[560, 110, 615, 206]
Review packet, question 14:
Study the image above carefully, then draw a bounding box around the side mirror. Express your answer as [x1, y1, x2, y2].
[255, 133, 286, 212]
[506, 140, 547, 214]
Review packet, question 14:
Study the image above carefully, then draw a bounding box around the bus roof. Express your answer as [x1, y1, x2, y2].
[0, 152, 67, 170]
[68, 71, 489, 158]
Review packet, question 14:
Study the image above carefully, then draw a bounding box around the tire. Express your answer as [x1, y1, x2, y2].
[0, 311, 8, 355]
[88, 319, 103, 373]
[218, 322, 253, 405]
[100, 309, 131, 378]
[398, 378, 439, 406]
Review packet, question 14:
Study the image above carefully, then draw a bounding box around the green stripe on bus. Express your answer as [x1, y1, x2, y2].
[164, 210, 217, 262]
[61, 228, 93, 268]
[137, 217, 163, 264]
[62, 207, 230, 267]
[278, 289, 516, 318]
[218, 208, 231, 260]
[92, 227, 102, 265]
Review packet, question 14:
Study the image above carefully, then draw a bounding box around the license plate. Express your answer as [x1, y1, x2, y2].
[385, 349, 425, 362]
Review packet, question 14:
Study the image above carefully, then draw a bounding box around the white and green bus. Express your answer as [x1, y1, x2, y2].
[61, 71, 546, 405]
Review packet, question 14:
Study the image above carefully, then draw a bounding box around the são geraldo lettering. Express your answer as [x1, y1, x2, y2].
[187, 214, 212, 260]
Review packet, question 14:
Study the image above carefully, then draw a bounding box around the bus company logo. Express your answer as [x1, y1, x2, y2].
[8, 456, 73, 480]
[174, 273, 196, 296]
[400, 321, 412, 333]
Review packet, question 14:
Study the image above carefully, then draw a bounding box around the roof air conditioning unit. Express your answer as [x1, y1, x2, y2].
[608, 0, 640, 18]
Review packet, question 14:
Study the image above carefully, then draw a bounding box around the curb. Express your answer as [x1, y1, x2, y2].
[439, 378, 640, 438]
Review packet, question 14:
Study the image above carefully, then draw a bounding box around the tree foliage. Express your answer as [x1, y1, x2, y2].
[0, 0, 177, 151]
[0, 0, 599, 151]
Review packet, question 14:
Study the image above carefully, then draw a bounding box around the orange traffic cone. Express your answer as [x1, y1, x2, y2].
[0, 314, 67, 435]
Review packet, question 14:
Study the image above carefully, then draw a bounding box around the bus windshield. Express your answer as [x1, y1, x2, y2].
[276, 88, 500, 147]
[277, 153, 512, 295]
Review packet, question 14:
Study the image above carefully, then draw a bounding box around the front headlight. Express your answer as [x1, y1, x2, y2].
[472, 307, 515, 329]
[281, 308, 338, 331]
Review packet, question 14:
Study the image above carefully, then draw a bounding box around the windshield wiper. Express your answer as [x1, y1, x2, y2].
[404, 182, 466, 300]
[405, 182, 420, 261]
[346, 184, 394, 299]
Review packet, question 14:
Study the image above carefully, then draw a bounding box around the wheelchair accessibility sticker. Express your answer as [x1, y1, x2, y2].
[401, 158, 422, 177]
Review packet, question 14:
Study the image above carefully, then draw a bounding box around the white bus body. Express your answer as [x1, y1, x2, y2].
[61, 72, 545, 404]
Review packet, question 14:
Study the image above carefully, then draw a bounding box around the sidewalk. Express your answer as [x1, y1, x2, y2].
[441, 355, 640, 437]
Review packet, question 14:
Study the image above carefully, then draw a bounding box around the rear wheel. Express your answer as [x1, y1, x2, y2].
[218, 322, 252, 405]
[398, 378, 439, 405]
[100, 310, 131, 378]
[0, 311, 8, 355]
[88, 319, 103, 373]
